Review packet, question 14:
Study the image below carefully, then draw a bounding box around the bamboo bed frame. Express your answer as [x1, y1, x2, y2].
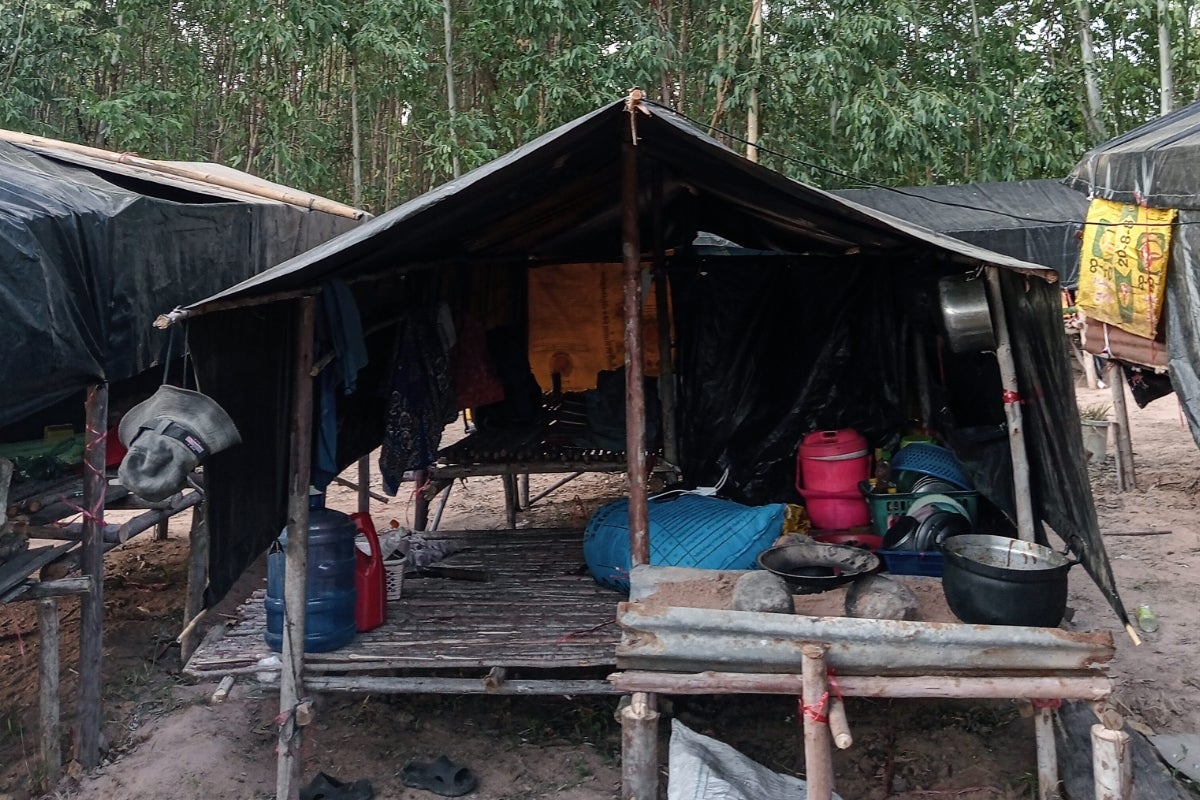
[185, 527, 623, 694]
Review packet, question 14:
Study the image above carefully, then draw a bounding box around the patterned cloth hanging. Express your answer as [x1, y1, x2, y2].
[379, 310, 456, 495]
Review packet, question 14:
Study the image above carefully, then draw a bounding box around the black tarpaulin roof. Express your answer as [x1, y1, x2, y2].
[833, 181, 1088, 287]
[187, 101, 1055, 314]
[1066, 99, 1200, 210]
[0, 138, 360, 428]
[179, 99, 1127, 631]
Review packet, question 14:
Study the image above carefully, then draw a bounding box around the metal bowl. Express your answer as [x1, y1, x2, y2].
[757, 541, 880, 595]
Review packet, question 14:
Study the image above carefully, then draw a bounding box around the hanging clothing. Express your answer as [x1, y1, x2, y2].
[379, 310, 456, 495]
[312, 280, 369, 490]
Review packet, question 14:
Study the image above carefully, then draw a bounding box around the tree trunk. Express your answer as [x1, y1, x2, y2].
[1076, 0, 1108, 142]
[746, 0, 762, 162]
[443, 0, 461, 179]
[1158, 0, 1175, 114]
[350, 55, 362, 210]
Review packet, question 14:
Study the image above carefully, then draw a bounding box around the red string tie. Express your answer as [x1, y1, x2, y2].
[1002, 389, 1022, 405]
[800, 691, 830, 725]
[1031, 698, 1062, 710]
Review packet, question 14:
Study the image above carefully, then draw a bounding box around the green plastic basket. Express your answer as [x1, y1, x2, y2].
[863, 486, 980, 538]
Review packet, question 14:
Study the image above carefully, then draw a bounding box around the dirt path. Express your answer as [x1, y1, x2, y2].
[1, 386, 1197, 799]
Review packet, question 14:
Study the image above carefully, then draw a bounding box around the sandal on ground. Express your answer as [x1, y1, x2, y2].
[400, 755, 478, 797]
[298, 771, 374, 800]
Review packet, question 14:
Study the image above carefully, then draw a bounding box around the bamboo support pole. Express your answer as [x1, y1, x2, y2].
[429, 483, 452, 532]
[527, 472, 584, 506]
[1091, 724, 1132, 799]
[518, 473, 530, 509]
[355, 457, 372, 512]
[620, 692, 660, 800]
[38, 597, 62, 786]
[0, 129, 364, 219]
[77, 383, 107, 769]
[182, 500, 209, 663]
[276, 297, 317, 800]
[1035, 705, 1062, 800]
[609, 671, 1113, 701]
[801, 645, 835, 799]
[827, 695, 852, 750]
[1107, 363, 1136, 492]
[984, 268, 1036, 541]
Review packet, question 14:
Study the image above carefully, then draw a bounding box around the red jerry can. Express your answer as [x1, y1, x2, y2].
[351, 512, 386, 633]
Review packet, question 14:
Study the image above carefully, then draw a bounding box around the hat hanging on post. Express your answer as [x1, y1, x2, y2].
[118, 385, 241, 501]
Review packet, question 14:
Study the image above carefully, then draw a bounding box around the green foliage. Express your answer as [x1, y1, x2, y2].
[0, 0, 1196, 210]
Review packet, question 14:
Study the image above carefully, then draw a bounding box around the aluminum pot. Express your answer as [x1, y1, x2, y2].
[938, 273, 996, 354]
[941, 534, 1076, 627]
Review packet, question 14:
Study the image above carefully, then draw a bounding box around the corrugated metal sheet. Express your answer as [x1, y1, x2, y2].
[616, 602, 1114, 676]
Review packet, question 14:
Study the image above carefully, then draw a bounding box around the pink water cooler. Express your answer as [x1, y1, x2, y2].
[795, 429, 871, 528]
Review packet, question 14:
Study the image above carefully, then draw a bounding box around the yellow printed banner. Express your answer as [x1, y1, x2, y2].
[1077, 198, 1176, 339]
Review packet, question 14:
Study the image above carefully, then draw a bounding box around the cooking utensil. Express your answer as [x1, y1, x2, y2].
[757, 541, 880, 595]
[941, 534, 1077, 627]
[938, 273, 996, 353]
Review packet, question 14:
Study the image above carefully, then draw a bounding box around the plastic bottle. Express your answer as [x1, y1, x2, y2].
[873, 449, 894, 494]
[1136, 604, 1158, 633]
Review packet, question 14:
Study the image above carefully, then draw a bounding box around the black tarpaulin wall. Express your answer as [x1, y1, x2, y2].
[1166, 210, 1200, 448]
[0, 142, 357, 429]
[835, 182, 1088, 287]
[669, 257, 1121, 622]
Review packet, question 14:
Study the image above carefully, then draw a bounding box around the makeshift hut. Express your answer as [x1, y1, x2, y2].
[0, 130, 363, 774]
[1065, 99, 1200, 487]
[174, 96, 1132, 798]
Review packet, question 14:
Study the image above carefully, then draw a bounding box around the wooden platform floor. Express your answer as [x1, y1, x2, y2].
[185, 528, 623, 691]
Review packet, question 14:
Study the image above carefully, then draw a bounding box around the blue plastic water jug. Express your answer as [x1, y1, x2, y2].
[265, 495, 357, 653]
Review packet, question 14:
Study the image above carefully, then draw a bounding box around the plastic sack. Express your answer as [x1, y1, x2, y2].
[668, 719, 841, 800]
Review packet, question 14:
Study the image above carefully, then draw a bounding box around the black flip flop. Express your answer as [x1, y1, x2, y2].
[298, 771, 374, 800]
[401, 755, 478, 797]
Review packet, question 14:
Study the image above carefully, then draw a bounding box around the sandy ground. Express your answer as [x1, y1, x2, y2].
[1, 381, 1198, 800]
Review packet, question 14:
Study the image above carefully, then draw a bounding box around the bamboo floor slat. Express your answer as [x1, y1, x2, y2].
[185, 529, 624, 684]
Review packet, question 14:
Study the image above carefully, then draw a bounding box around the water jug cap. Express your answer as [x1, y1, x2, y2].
[308, 487, 325, 509]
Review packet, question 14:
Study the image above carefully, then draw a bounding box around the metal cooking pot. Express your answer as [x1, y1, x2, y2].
[757, 541, 880, 595]
[941, 534, 1077, 627]
[938, 273, 997, 354]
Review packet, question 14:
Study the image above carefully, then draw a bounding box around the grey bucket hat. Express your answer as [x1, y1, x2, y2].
[117, 386, 241, 501]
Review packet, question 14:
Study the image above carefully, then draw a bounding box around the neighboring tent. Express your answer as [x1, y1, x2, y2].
[1065, 100, 1200, 445]
[0, 137, 363, 430]
[833, 181, 1088, 287]
[178, 99, 1128, 629]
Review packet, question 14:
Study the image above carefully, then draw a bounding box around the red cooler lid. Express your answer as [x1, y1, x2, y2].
[799, 429, 868, 459]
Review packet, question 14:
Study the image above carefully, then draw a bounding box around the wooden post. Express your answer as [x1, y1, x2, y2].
[38, 597, 61, 786]
[518, 473, 530, 509]
[181, 500, 209, 664]
[502, 473, 518, 529]
[1091, 724, 1132, 799]
[1035, 704, 1062, 800]
[413, 468, 430, 530]
[984, 268, 1036, 542]
[77, 382, 107, 769]
[356, 456, 371, 513]
[622, 124, 648, 566]
[1082, 351, 1099, 389]
[1107, 363, 1136, 492]
[801, 644, 835, 799]
[277, 296, 317, 800]
[154, 518, 169, 541]
[620, 692, 659, 800]
[620, 92, 656, 800]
